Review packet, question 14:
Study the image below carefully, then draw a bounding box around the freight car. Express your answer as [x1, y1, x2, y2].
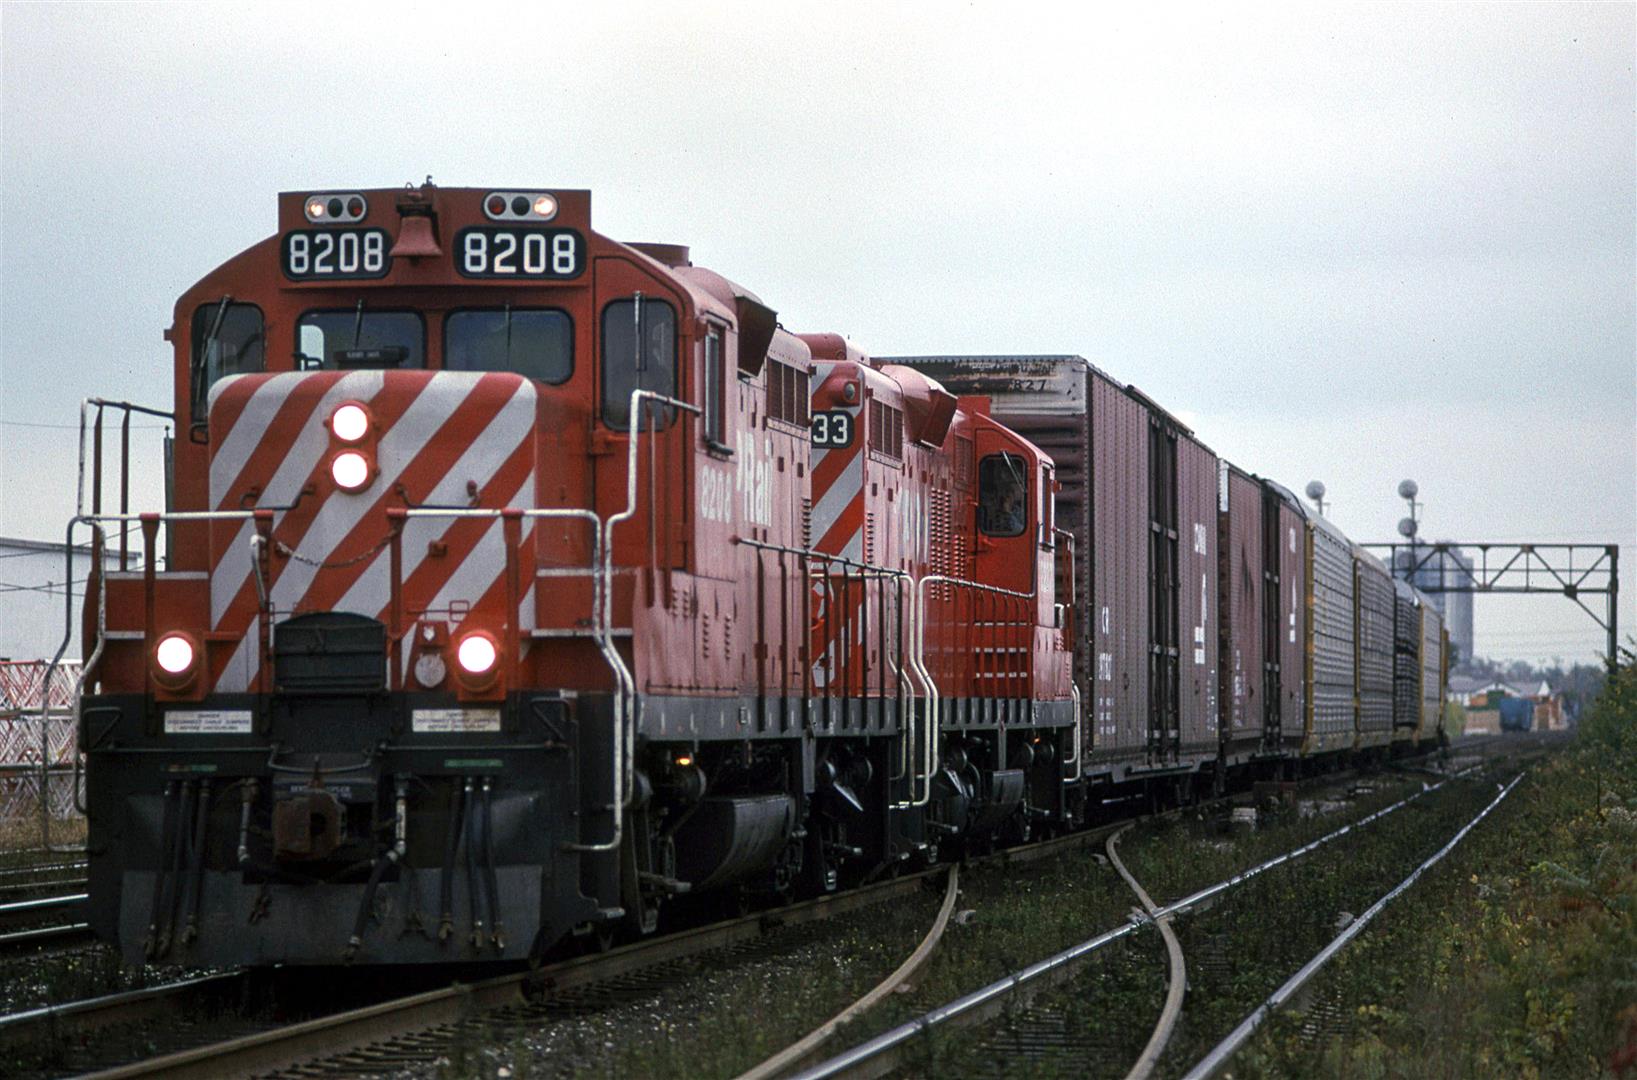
[883, 355, 1452, 777]
[67, 188, 1447, 971]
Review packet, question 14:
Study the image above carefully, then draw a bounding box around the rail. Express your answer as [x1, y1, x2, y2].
[1180, 771, 1527, 1080]
[734, 865, 960, 1080]
[736, 535, 917, 755]
[50, 388, 701, 866]
[1055, 527, 1082, 783]
[1108, 824, 1184, 1080]
[793, 768, 1479, 1080]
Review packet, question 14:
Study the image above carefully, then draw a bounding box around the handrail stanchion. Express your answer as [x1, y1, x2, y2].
[501, 509, 523, 691]
[140, 515, 160, 703]
[252, 510, 274, 694]
[387, 509, 406, 692]
[119, 411, 131, 571]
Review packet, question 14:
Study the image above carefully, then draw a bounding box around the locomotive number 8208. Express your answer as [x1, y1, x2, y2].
[456, 227, 584, 279]
[282, 229, 391, 280]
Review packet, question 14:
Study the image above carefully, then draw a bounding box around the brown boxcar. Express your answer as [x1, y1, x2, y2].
[1219, 465, 1265, 760]
[1168, 414, 1221, 762]
[1093, 374, 1152, 769]
[1264, 482, 1309, 755]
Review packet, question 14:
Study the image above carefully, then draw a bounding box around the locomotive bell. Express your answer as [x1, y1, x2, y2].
[390, 212, 442, 259]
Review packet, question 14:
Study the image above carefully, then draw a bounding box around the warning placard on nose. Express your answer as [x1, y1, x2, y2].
[164, 710, 254, 734]
[412, 708, 502, 733]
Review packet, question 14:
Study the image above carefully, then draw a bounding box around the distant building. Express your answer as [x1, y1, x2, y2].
[1451, 675, 1568, 734]
[0, 535, 121, 662]
[1393, 542, 1475, 666]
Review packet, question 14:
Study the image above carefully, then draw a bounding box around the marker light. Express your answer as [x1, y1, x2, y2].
[303, 193, 368, 223]
[331, 450, 371, 491]
[456, 634, 498, 676]
[483, 191, 559, 221]
[155, 634, 196, 676]
[331, 403, 369, 442]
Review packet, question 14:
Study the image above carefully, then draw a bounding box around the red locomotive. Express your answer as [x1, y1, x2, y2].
[77, 185, 1076, 965]
[73, 184, 1443, 968]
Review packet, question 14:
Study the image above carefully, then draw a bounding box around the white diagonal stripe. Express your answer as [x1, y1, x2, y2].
[419, 478, 539, 624]
[809, 451, 862, 544]
[210, 370, 390, 627]
[328, 382, 537, 620]
[262, 374, 497, 616]
[216, 613, 259, 694]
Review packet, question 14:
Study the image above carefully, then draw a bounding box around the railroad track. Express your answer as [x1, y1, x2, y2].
[0, 738, 1509, 1077]
[788, 738, 1545, 1080]
[0, 891, 91, 951]
[1, 822, 1113, 1079]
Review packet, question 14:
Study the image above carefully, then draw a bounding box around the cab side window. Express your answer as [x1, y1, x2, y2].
[191, 301, 265, 416]
[703, 325, 726, 446]
[978, 453, 1028, 538]
[601, 298, 676, 431]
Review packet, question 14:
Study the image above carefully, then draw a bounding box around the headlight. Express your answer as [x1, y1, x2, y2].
[331, 450, 371, 491]
[155, 633, 195, 675]
[456, 633, 498, 676]
[331, 403, 370, 442]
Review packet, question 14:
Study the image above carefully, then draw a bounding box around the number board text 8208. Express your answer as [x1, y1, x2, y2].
[456, 227, 585, 279]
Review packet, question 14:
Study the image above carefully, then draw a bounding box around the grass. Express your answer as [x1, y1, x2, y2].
[895, 769, 1510, 1078]
[1234, 658, 1637, 1079]
[0, 813, 86, 868]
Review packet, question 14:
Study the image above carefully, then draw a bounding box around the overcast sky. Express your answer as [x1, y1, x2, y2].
[2, 1, 1632, 664]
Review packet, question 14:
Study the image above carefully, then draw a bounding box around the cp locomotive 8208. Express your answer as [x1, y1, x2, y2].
[73, 184, 1079, 966]
[69, 183, 1445, 969]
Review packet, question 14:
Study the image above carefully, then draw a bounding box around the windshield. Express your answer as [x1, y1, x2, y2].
[444, 308, 572, 383]
[297, 309, 424, 369]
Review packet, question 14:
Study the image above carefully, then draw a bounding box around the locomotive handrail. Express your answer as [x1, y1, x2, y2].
[733, 536, 924, 799]
[909, 574, 1036, 807]
[44, 509, 267, 852]
[566, 388, 702, 854]
[76, 397, 175, 573]
[396, 504, 626, 854]
[1055, 527, 1083, 784]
